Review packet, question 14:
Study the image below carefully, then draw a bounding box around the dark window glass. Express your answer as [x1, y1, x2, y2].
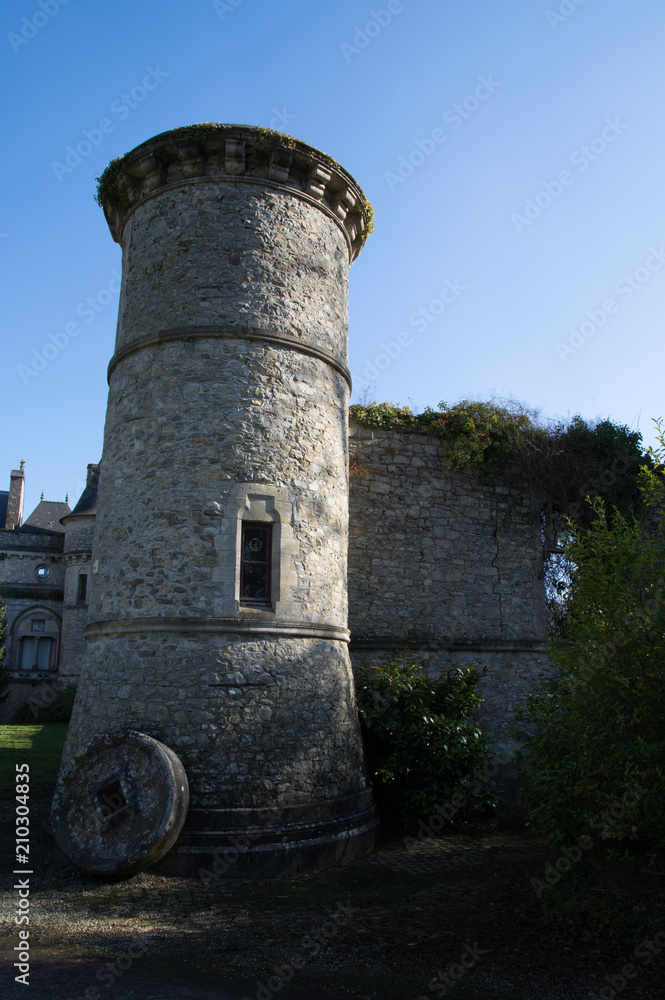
[77, 574, 88, 603]
[19, 637, 37, 671]
[240, 523, 271, 604]
[19, 636, 54, 671]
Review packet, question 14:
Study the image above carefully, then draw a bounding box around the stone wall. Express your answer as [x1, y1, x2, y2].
[0, 530, 65, 722]
[59, 516, 95, 680]
[347, 421, 550, 756]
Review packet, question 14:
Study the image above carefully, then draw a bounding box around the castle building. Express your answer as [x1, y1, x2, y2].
[1, 124, 550, 873]
[1, 442, 548, 755]
[0, 464, 99, 720]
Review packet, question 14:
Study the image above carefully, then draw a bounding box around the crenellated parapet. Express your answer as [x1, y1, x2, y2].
[96, 124, 373, 262]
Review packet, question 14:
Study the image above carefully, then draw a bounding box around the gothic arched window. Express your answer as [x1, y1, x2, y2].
[13, 608, 60, 674]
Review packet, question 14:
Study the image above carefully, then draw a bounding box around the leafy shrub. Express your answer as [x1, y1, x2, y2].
[354, 655, 494, 827]
[12, 685, 77, 725]
[514, 426, 665, 852]
[349, 400, 648, 524]
[0, 598, 8, 705]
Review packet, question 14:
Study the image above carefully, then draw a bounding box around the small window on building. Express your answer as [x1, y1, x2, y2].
[77, 573, 88, 603]
[35, 565, 51, 581]
[240, 522, 272, 606]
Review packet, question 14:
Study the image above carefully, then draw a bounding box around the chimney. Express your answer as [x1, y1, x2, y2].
[5, 462, 25, 529]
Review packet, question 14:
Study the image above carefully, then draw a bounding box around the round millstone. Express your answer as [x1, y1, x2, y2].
[51, 730, 189, 877]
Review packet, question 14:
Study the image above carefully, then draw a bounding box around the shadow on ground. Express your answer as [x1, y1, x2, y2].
[2, 798, 664, 999]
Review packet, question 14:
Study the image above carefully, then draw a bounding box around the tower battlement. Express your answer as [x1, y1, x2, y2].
[97, 124, 372, 261]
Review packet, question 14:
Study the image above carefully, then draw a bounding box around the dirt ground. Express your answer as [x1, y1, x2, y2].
[2, 797, 664, 1000]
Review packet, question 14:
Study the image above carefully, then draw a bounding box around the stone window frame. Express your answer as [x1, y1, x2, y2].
[208, 485, 297, 618]
[12, 607, 61, 676]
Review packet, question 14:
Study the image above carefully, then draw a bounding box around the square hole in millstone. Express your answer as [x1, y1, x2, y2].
[96, 779, 127, 819]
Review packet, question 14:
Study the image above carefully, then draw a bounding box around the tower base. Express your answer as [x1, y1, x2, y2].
[158, 789, 378, 878]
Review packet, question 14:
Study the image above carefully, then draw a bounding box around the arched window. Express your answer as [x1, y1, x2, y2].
[13, 608, 60, 674]
[240, 521, 273, 606]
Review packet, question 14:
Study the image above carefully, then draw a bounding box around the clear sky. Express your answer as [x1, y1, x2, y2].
[2, 0, 665, 516]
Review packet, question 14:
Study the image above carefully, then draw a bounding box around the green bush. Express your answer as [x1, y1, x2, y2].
[354, 655, 494, 827]
[0, 598, 8, 705]
[349, 400, 647, 524]
[12, 685, 77, 725]
[514, 425, 665, 853]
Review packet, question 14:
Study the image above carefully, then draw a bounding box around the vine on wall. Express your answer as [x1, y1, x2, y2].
[349, 399, 650, 527]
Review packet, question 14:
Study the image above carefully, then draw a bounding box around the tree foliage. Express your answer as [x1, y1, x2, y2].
[513, 424, 665, 851]
[349, 400, 648, 526]
[354, 655, 494, 827]
[0, 598, 9, 704]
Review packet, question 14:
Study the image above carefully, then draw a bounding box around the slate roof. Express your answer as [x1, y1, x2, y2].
[21, 500, 71, 534]
[0, 491, 8, 529]
[66, 464, 100, 519]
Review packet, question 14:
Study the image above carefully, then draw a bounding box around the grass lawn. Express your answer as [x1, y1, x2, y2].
[0, 724, 68, 798]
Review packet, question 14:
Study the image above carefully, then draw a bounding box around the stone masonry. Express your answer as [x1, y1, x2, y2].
[0, 125, 558, 863]
[57, 125, 377, 874]
[347, 422, 549, 759]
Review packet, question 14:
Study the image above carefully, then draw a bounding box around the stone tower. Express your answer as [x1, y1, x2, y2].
[59, 124, 376, 874]
[58, 464, 98, 682]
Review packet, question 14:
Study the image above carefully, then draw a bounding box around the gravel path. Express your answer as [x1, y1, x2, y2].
[2, 801, 664, 999]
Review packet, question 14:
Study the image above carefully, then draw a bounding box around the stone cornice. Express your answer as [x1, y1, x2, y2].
[0, 585, 63, 602]
[349, 637, 547, 653]
[85, 617, 350, 643]
[107, 325, 352, 387]
[97, 125, 372, 262]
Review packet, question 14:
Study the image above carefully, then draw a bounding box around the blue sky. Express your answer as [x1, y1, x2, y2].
[2, 0, 665, 516]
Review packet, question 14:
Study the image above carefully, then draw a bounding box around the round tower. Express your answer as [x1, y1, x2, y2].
[58, 464, 99, 681]
[58, 124, 376, 874]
